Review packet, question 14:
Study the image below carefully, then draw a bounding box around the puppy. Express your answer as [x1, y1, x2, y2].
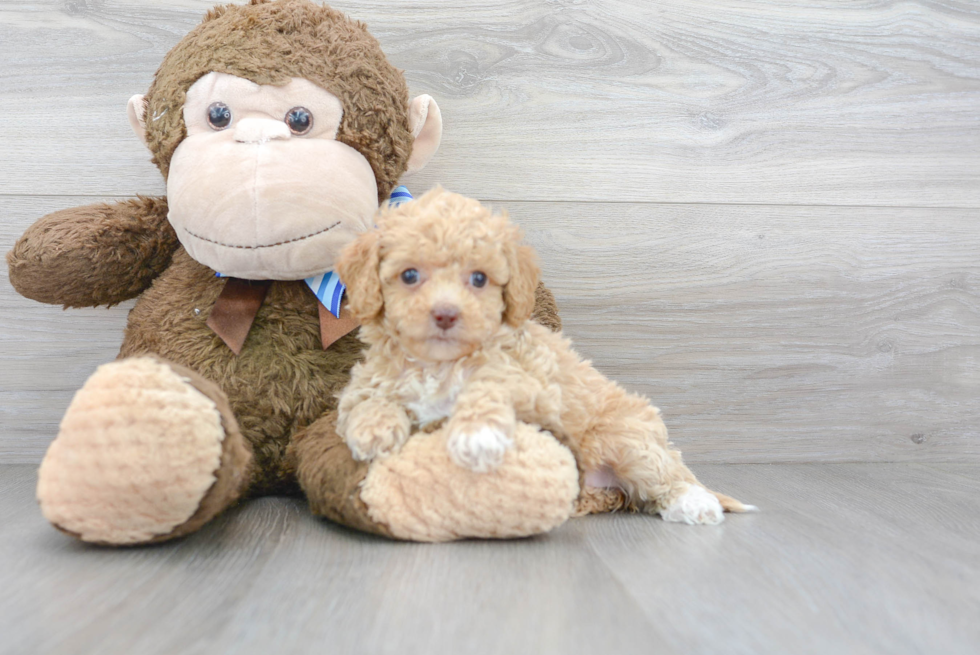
[335, 188, 755, 525]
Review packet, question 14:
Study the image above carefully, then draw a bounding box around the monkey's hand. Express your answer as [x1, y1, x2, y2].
[7, 197, 178, 307]
[339, 398, 412, 462]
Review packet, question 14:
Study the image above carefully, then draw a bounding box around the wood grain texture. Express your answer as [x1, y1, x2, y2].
[512, 201, 980, 463]
[1, 462, 978, 655]
[4, 197, 977, 463]
[0, 0, 978, 205]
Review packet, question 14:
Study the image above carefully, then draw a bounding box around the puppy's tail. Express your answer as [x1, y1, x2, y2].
[712, 491, 759, 513]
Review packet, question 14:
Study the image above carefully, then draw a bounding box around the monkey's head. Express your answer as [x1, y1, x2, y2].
[127, 0, 441, 280]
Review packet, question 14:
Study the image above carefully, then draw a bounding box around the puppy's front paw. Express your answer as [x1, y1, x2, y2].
[447, 425, 514, 473]
[660, 485, 725, 525]
[344, 409, 411, 462]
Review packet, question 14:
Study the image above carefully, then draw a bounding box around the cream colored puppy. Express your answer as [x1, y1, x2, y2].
[336, 188, 754, 525]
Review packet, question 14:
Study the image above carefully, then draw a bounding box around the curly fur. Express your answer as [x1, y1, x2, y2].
[337, 189, 754, 519]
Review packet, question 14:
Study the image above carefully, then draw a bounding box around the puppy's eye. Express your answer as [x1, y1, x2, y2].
[400, 269, 420, 285]
[207, 102, 232, 130]
[470, 271, 488, 288]
[285, 107, 313, 135]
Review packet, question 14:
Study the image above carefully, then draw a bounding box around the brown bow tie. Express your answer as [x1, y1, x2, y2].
[206, 278, 359, 355]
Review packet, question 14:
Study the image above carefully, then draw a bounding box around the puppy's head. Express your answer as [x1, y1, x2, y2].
[337, 187, 539, 361]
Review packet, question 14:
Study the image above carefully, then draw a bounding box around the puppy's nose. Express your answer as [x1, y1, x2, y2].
[432, 304, 459, 330]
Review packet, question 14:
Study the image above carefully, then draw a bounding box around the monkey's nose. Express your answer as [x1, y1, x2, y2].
[432, 305, 459, 330]
[234, 118, 291, 144]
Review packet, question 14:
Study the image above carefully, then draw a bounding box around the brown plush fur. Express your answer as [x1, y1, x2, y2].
[7, 197, 176, 308]
[116, 247, 563, 496]
[530, 283, 562, 332]
[144, 0, 412, 202]
[288, 412, 394, 538]
[119, 248, 363, 494]
[8, 0, 569, 543]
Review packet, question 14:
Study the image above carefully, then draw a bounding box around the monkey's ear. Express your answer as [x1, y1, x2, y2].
[127, 94, 148, 146]
[405, 95, 442, 175]
[503, 243, 541, 327]
[336, 230, 385, 324]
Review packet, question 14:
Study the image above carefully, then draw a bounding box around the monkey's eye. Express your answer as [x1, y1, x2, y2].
[400, 269, 420, 285]
[207, 102, 232, 130]
[470, 271, 488, 288]
[285, 107, 313, 135]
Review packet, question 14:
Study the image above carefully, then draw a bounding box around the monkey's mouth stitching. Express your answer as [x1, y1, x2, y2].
[182, 221, 342, 249]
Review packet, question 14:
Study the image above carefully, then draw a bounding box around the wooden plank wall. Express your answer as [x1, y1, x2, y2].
[1, 0, 978, 464]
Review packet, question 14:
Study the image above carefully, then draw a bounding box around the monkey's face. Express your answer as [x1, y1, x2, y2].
[165, 72, 379, 280]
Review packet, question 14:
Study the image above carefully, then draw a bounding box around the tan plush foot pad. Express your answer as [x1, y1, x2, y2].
[37, 357, 225, 544]
[360, 423, 580, 542]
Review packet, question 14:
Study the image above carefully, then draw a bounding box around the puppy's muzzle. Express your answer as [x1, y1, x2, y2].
[431, 304, 460, 330]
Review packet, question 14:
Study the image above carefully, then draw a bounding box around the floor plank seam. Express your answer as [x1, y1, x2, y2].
[580, 537, 666, 638]
[2, 193, 978, 212]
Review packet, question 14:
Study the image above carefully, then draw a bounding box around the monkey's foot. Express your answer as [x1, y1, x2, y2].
[37, 356, 251, 545]
[359, 423, 580, 542]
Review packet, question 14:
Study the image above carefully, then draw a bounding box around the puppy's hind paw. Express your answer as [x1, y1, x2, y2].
[660, 485, 725, 526]
[447, 425, 514, 473]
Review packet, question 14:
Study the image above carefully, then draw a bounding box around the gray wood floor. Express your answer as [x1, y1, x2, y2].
[2, 462, 978, 655]
[1, 1, 979, 654]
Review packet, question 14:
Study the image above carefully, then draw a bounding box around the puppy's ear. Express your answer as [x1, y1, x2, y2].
[503, 242, 540, 327]
[337, 230, 384, 323]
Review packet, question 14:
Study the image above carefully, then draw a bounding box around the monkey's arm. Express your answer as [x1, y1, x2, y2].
[7, 197, 178, 307]
[532, 282, 561, 332]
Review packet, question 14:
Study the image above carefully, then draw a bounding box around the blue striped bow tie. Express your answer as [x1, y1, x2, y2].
[303, 185, 414, 315]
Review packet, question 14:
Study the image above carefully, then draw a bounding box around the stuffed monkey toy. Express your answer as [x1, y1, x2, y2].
[7, 0, 588, 544]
